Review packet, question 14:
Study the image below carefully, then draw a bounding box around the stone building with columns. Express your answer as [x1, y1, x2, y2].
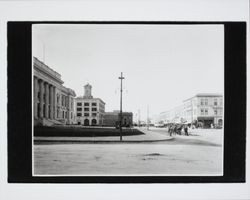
[33, 57, 76, 126]
[75, 84, 105, 126]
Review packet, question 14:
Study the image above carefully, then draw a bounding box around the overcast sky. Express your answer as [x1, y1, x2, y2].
[32, 24, 224, 121]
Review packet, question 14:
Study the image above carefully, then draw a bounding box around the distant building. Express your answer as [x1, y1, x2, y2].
[154, 93, 223, 128]
[33, 57, 76, 126]
[103, 110, 133, 127]
[75, 84, 105, 126]
[156, 105, 185, 124]
[183, 93, 223, 128]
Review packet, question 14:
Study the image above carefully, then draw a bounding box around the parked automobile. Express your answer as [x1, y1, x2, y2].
[154, 123, 164, 128]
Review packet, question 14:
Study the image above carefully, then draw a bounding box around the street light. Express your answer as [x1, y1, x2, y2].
[118, 72, 125, 141]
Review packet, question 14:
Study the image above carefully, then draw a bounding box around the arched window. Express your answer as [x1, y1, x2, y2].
[92, 119, 97, 125]
[84, 119, 89, 126]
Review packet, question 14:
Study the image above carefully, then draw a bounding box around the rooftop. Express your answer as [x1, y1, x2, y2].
[34, 57, 62, 81]
[183, 93, 223, 102]
[75, 96, 106, 104]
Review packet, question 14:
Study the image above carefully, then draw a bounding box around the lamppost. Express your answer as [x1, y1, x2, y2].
[119, 72, 125, 141]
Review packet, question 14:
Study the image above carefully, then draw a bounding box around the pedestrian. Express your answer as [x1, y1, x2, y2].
[210, 123, 214, 129]
[184, 125, 188, 136]
[169, 125, 172, 136]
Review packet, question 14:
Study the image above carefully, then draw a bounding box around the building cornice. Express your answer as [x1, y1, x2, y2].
[33, 57, 64, 85]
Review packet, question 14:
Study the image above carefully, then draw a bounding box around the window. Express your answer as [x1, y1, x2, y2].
[77, 102, 82, 106]
[201, 109, 204, 115]
[71, 112, 73, 119]
[92, 103, 97, 106]
[84, 103, 89, 106]
[214, 110, 217, 115]
[214, 99, 218, 106]
[205, 98, 208, 105]
[84, 108, 89, 111]
[205, 109, 208, 115]
[77, 113, 82, 117]
[77, 108, 82, 111]
[201, 99, 204, 106]
[219, 99, 223, 106]
[92, 107, 97, 111]
[92, 113, 97, 117]
[84, 113, 89, 116]
[61, 96, 64, 106]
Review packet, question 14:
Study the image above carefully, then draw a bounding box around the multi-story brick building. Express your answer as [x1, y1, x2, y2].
[103, 110, 133, 127]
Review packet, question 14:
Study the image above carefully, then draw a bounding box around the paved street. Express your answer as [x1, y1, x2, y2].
[34, 128, 223, 175]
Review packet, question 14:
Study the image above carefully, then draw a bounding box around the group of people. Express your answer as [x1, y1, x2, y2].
[167, 123, 189, 136]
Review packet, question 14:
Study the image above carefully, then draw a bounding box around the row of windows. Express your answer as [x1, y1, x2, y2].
[77, 113, 97, 117]
[200, 109, 208, 115]
[77, 102, 97, 106]
[214, 109, 223, 115]
[57, 110, 73, 119]
[200, 98, 223, 106]
[77, 107, 97, 111]
[200, 109, 223, 115]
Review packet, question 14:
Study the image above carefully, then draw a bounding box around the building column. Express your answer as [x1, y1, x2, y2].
[45, 82, 49, 118]
[67, 96, 70, 124]
[49, 85, 54, 119]
[33, 76, 38, 119]
[53, 86, 57, 119]
[39, 79, 44, 118]
[58, 94, 61, 119]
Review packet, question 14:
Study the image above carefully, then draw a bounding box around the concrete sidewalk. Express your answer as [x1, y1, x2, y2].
[34, 128, 173, 143]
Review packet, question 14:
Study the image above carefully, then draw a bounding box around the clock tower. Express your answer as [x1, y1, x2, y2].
[83, 83, 93, 99]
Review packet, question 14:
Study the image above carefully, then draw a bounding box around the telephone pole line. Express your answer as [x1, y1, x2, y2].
[119, 72, 125, 141]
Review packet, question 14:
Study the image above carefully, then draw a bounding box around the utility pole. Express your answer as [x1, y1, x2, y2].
[119, 72, 125, 141]
[147, 105, 149, 130]
[138, 109, 140, 128]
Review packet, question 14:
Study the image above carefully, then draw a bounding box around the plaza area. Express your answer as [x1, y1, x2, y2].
[34, 128, 223, 175]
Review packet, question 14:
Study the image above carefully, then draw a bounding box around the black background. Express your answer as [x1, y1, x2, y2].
[7, 22, 246, 183]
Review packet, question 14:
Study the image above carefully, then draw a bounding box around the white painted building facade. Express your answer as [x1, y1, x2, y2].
[75, 84, 105, 126]
[183, 93, 223, 127]
[154, 93, 223, 128]
[33, 57, 76, 126]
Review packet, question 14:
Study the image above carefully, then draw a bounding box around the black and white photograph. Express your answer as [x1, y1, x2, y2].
[1, 0, 249, 200]
[32, 24, 224, 176]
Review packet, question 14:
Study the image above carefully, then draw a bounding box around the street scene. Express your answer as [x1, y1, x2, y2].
[34, 127, 222, 175]
[32, 24, 224, 176]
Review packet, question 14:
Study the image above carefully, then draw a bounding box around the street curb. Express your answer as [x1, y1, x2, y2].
[34, 137, 174, 144]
